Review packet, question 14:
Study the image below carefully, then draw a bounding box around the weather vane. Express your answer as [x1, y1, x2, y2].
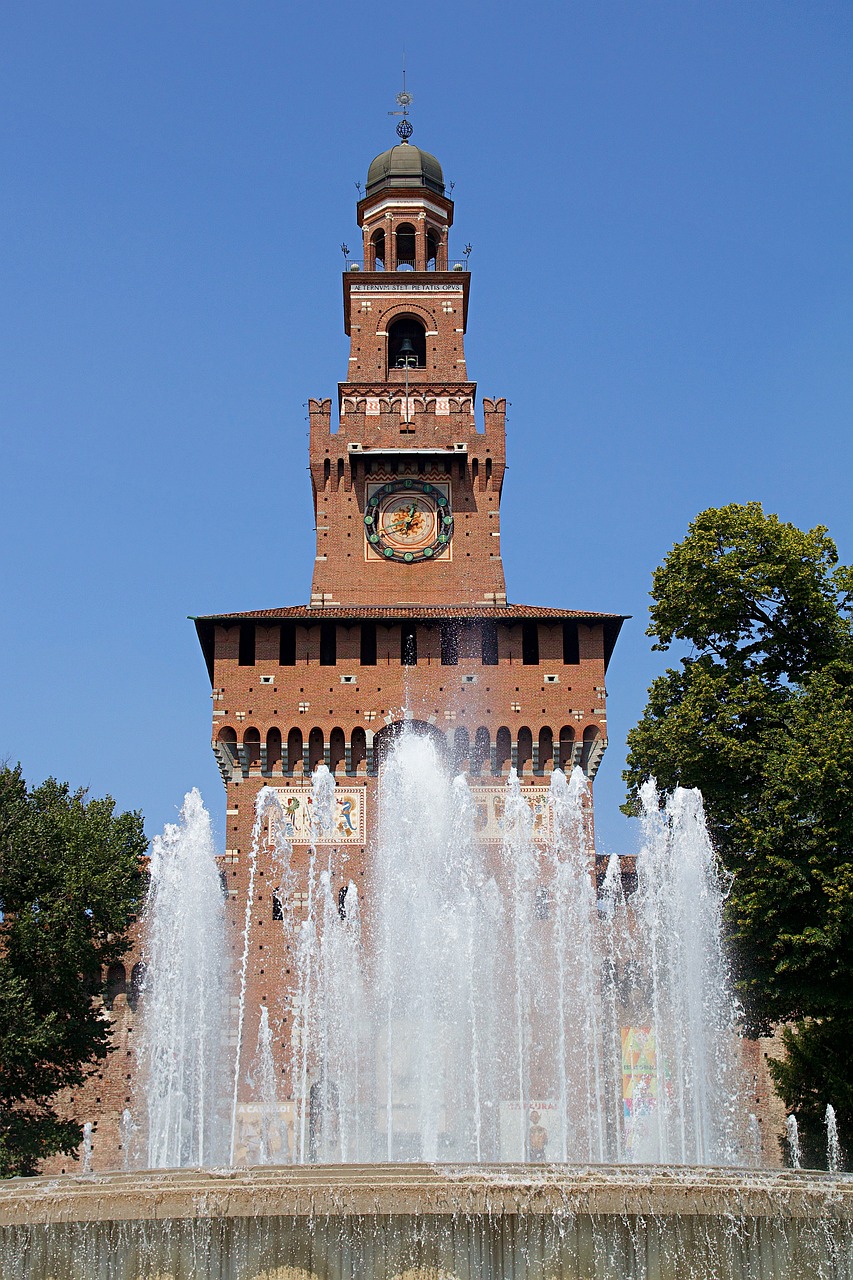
[388, 55, 413, 141]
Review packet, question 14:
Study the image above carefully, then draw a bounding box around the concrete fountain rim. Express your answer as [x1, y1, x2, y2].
[1, 1163, 851, 1227]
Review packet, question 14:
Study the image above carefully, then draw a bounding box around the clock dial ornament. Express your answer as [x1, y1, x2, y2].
[364, 479, 453, 563]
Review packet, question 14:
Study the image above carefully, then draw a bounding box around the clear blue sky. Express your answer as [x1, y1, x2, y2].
[1, 1, 850, 854]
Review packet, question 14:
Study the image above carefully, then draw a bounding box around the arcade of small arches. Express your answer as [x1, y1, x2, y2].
[364, 220, 448, 273]
[340, 390, 475, 419]
[213, 720, 605, 785]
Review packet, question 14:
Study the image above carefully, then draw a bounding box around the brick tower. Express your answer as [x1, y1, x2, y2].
[193, 126, 625, 1159]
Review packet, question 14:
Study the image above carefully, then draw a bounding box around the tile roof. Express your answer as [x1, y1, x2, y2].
[192, 605, 628, 681]
[195, 604, 628, 622]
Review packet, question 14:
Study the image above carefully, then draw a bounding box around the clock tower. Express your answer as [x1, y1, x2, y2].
[193, 121, 625, 1157]
[308, 132, 507, 608]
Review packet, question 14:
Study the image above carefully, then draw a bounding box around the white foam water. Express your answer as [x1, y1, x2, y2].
[138, 788, 229, 1168]
[137, 731, 750, 1167]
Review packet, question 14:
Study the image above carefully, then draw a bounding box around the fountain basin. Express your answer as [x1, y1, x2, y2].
[2, 1163, 851, 1278]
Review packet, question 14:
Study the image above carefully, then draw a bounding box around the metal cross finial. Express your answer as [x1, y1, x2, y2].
[388, 55, 413, 140]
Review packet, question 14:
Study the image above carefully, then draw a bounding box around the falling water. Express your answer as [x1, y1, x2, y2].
[547, 766, 608, 1161]
[119, 1109, 134, 1172]
[80, 1123, 93, 1174]
[228, 790, 264, 1164]
[826, 1104, 841, 1173]
[136, 732, 749, 1169]
[628, 781, 744, 1165]
[290, 765, 337, 1163]
[248, 1005, 284, 1164]
[787, 1114, 802, 1169]
[292, 730, 748, 1165]
[138, 789, 229, 1168]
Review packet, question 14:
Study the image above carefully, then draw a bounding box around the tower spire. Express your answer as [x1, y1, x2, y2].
[388, 56, 414, 141]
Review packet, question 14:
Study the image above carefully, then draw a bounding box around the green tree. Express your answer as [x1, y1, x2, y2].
[0, 765, 146, 1176]
[624, 503, 853, 1165]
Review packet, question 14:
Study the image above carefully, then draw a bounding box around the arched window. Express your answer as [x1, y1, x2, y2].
[266, 727, 282, 772]
[309, 727, 324, 772]
[426, 227, 439, 269]
[388, 316, 426, 369]
[287, 727, 303, 775]
[244, 727, 261, 769]
[452, 726, 470, 774]
[105, 962, 126, 1009]
[129, 962, 146, 1011]
[581, 726, 600, 775]
[351, 726, 367, 774]
[496, 727, 512, 775]
[371, 227, 386, 270]
[538, 727, 554, 773]
[329, 727, 346, 774]
[471, 727, 490, 776]
[395, 222, 417, 268]
[517, 727, 533, 776]
[217, 726, 238, 766]
[559, 726, 575, 771]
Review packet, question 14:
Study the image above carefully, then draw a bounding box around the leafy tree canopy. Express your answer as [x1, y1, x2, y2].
[624, 503, 853, 1165]
[0, 765, 146, 1175]
[646, 502, 853, 682]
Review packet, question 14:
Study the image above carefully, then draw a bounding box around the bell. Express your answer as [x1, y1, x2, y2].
[395, 336, 417, 366]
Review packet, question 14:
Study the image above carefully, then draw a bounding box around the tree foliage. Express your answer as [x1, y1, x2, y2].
[0, 765, 146, 1175]
[624, 503, 853, 1165]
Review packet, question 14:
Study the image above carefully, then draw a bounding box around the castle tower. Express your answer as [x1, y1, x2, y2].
[309, 134, 506, 610]
[193, 123, 625, 1161]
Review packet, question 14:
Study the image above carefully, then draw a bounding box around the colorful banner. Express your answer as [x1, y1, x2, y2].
[621, 1026, 659, 1119]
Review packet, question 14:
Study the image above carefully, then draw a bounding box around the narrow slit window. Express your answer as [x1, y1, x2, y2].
[481, 622, 498, 666]
[279, 622, 296, 666]
[320, 623, 337, 667]
[360, 622, 377, 665]
[238, 623, 256, 666]
[441, 622, 459, 666]
[563, 621, 580, 665]
[521, 622, 539, 666]
[401, 622, 417, 666]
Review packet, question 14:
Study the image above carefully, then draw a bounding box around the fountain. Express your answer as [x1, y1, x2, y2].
[139, 788, 230, 1170]
[0, 731, 851, 1277]
[827, 1105, 841, 1176]
[787, 1115, 803, 1171]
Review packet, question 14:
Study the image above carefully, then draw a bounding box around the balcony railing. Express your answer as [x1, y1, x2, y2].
[344, 260, 469, 274]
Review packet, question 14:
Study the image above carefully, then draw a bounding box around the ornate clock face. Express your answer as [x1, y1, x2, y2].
[364, 479, 453, 563]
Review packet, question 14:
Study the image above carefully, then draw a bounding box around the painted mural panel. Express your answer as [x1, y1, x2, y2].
[268, 788, 365, 845]
[468, 785, 551, 842]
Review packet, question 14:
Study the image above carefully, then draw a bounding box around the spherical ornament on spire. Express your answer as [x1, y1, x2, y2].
[396, 118, 413, 142]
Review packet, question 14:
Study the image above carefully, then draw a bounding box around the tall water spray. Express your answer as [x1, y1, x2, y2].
[629, 780, 745, 1164]
[826, 1103, 841, 1173]
[138, 789, 230, 1168]
[135, 733, 749, 1169]
[292, 729, 748, 1165]
[786, 1114, 802, 1170]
